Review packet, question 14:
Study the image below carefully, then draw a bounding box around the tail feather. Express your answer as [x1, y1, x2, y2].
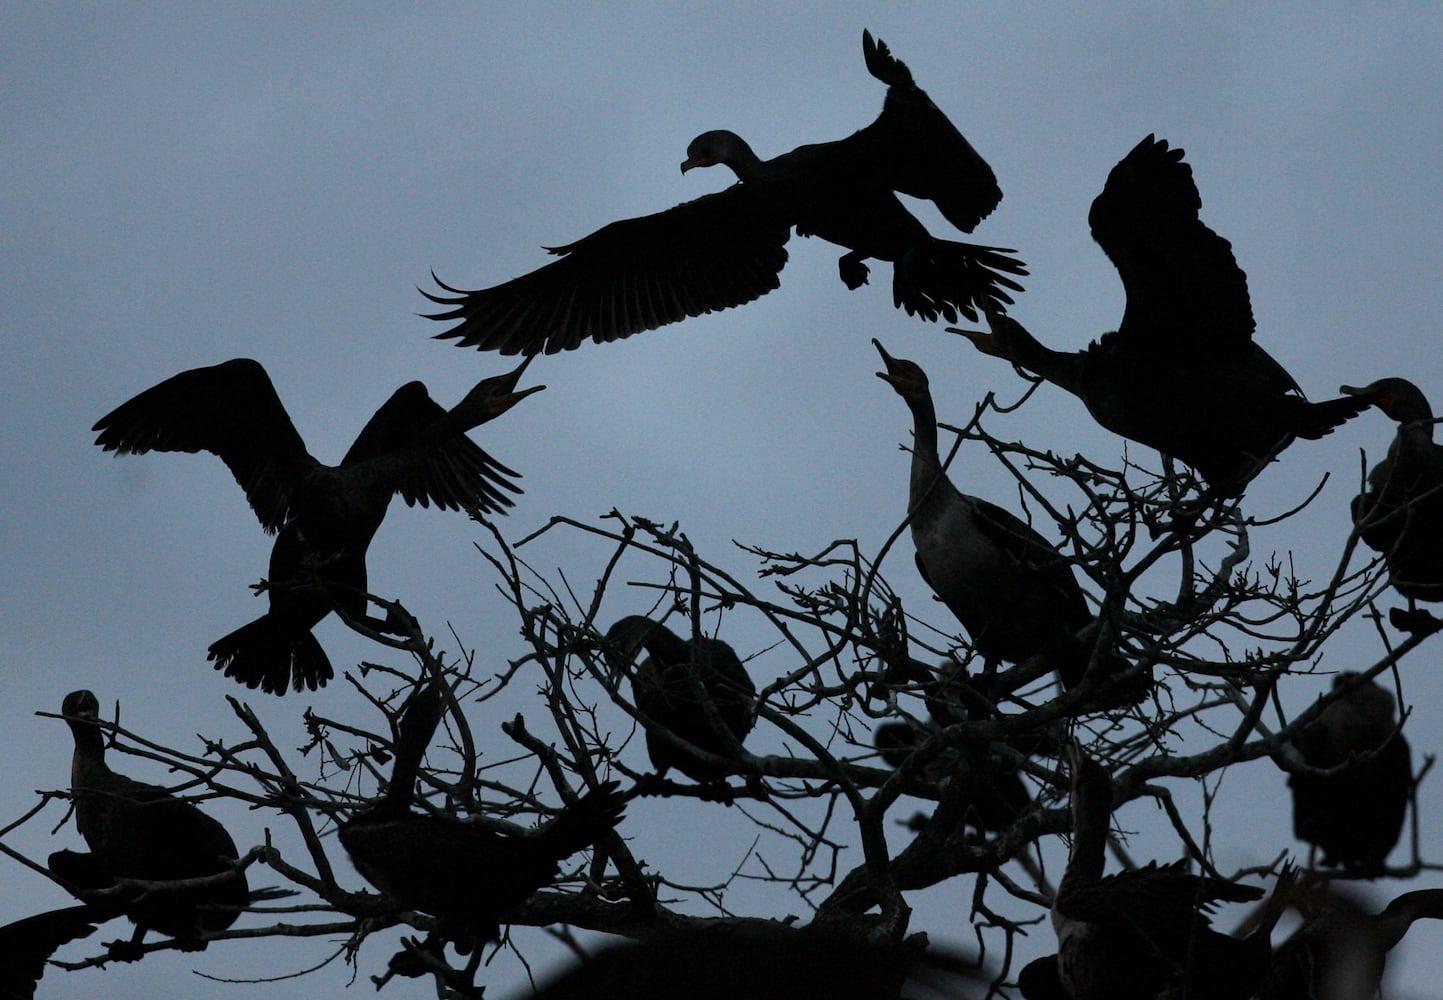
[207, 615, 334, 695]
[539, 780, 626, 859]
[895, 240, 1027, 324]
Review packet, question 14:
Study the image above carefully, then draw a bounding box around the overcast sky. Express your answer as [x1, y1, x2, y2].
[4, 4, 1443, 998]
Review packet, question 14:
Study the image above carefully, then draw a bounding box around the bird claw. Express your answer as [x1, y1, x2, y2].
[839, 254, 870, 290]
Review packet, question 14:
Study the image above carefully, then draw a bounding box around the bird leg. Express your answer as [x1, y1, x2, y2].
[838, 251, 871, 289]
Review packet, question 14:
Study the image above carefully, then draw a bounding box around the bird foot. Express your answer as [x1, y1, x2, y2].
[1389, 606, 1442, 636]
[104, 938, 146, 963]
[839, 253, 870, 289]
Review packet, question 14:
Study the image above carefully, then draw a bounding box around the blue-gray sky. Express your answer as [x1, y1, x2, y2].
[4, 4, 1442, 997]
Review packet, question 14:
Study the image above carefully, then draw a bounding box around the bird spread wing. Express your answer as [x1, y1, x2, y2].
[1088, 135, 1255, 359]
[847, 30, 1002, 234]
[340, 383, 523, 515]
[0, 905, 103, 998]
[423, 186, 792, 355]
[92, 358, 315, 533]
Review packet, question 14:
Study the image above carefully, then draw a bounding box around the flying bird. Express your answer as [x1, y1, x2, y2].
[339, 678, 626, 955]
[1340, 377, 1443, 632]
[1285, 672, 1412, 873]
[956, 135, 1372, 494]
[93, 357, 542, 693]
[605, 616, 756, 782]
[424, 30, 1025, 355]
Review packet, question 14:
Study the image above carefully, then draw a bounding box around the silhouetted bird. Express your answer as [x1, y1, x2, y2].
[956, 136, 1373, 494]
[1051, 742, 1287, 1000]
[424, 30, 1024, 355]
[874, 340, 1141, 702]
[605, 616, 757, 781]
[1340, 378, 1443, 632]
[56, 689, 251, 958]
[872, 721, 1031, 834]
[0, 904, 103, 1000]
[1260, 882, 1443, 1000]
[93, 357, 542, 693]
[339, 679, 626, 952]
[1286, 672, 1411, 873]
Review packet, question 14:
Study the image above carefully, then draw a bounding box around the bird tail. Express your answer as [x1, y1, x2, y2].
[538, 780, 627, 859]
[1288, 392, 1377, 440]
[207, 615, 334, 695]
[895, 240, 1027, 324]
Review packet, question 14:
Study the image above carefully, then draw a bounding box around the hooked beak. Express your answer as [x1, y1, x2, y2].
[680, 154, 714, 174]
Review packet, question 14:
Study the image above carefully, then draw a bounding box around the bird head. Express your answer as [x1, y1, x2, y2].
[872, 339, 930, 398]
[1340, 378, 1433, 426]
[61, 689, 100, 721]
[681, 130, 748, 174]
[461, 355, 546, 421]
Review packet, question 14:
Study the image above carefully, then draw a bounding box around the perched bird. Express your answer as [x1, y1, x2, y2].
[424, 30, 1024, 356]
[872, 720, 1031, 834]
[955, 135, 1373, 494]
[1340, 378, 1443, 630]
[605, 616, 756, 781]
[339, 679, 626, 952]
[1260, 883, 1443, 1000]
[1051, 742, 1285, 1000]
[518, 923, 989, 1000]
[93, 357, 542, 694]
[55, 689, 251, 957]
[0, 904, 103, 1000]
[874, 340, 1138, 699]
[1285, 672, 1411, 873]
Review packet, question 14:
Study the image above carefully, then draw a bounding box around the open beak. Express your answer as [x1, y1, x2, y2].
[872, 338, 902, 386]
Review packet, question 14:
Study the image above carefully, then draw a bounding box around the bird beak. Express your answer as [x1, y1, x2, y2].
[872, 338, 902, 385]
[489, 355, 546, 412]
[680, 155, 713, 174]
[1340, 383, 1387, 409]
[946, 326, 997, 357]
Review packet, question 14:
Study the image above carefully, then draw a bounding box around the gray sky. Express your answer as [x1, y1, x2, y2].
[4, 4, 1442, 997]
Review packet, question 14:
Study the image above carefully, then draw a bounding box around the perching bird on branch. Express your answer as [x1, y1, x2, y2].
[424, 30, 1024, 355]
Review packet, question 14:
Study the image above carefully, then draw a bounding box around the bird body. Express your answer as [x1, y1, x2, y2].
[874, 340, 1129, 694]
[339, 681, 625, 948]
[1287, 673, 1411, 872]
[960, 135, 1371, 493]
[93, 357, 541, 693]
[1343, 378, 1443, 606]
[605, 616, 756, 781]
[425, 30, 1022, 355]
[58, 689, 249, 948]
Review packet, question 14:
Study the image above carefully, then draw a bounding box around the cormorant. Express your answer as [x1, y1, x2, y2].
[605, 616, 757, 781]
[1051, 742, 1285, 999]
[93, 357, 542, 693]
[874, 340, 1138, 699]
[424, 31, 1024, 355]
[1286, 672, 1411, 873]
[956, 136, 1373, 494]
[872, 720, 1031, 834]
[56, 689, 251, 956]
[338, 679, 626, 952]
[1340, 378, 1443, 631]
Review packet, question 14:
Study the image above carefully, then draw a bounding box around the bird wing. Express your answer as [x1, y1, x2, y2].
[340, 382, 523, 515]
[969, 497, 1090, 623]
[92, 358, 315, 533]
[0, 904, 103, 998]
[846, 30, 1002, 233]
[1088, 135, 1255, 360]
[423, 186, 792, 355]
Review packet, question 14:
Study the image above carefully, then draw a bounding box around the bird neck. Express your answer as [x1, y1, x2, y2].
[1059, 774, 1111, 898]
[67, 718, 110, 789]
[1377, 889, 1443, 950]
[903, 390, 955, 516]
[1001, 319, 1084, 396]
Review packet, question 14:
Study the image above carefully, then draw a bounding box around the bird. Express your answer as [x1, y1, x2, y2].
[93, 356, 543, 694]
[338, 678, 627, 954]
[873, 339, 1141, 700]
[1285, 672, 1411, 873]
[1050, 741, 1287, 1000]
[518, 922, 989, 1000]
[1260, 882, 1443, 1000]
[954, 135, 1374, 495]
[604, 616, 757, 782]
[423, 30, 1025, 356]
[0, 904, 104, 1000]
[55, 689, 251, 958]
[872, 720, 1031, 835]
[1339, 377, 1443, 632]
